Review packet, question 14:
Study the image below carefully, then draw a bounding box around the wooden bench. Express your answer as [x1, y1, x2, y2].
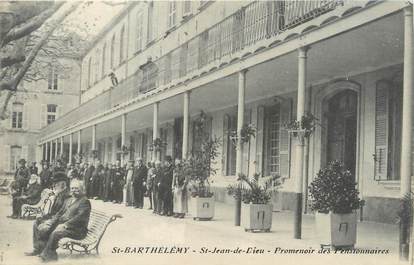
[21, 189, 54, 219]
[59, 210, 122, 255]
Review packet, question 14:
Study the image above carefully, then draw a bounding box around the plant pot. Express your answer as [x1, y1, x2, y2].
[315, 212, 357, 248]
[241, 203, 272, 232]
[189, 196, 215, 221]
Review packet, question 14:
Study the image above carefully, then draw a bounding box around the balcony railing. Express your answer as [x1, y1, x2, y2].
[40, 0, 344, 138]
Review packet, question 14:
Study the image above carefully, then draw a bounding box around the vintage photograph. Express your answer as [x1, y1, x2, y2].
[0, 0, 413, 264]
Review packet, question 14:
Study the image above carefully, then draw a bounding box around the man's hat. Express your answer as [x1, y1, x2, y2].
[51, 171, 67, 183]
[18, 158, 26, 164]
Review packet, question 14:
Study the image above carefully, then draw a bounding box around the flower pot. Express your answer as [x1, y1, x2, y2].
[189, 196, 215, 221]
[315, 212, 357, 248]
[241, 203, 272, 232]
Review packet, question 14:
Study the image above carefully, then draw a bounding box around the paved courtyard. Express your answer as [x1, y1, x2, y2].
[0, 194, 404, 265]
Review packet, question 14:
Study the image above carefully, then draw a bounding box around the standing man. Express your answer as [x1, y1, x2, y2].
[162, 156, 174, 216]
[124, 160, 134, 206]
[133, 158, 147, 209]
[153, 161, 163, 214]
[83, 162, 94, 198]
[102, 163, 112, 202]
[112, 160, 125, 203]
[39, 161, 53, 189]
[29, 162, 38, 175]
[39, 179, 91, 262]
[14, 159, 30, 195]
[91, 160, 103, 199]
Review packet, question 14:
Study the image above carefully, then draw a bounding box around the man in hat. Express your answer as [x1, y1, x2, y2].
[39, 161, 52, 189]
[161, 156, 174, 216]
[83, 162, 94, 198]
[52, 159, 65, 174]
[39, 179, 91, 262]
[8, 174, 42, 218]
[14, 158, 30, 194]
[25, 172, 70, 256]
[112, 160, 125, 203]
[29, 162, 38, 175]
[133, 158, 147, 209]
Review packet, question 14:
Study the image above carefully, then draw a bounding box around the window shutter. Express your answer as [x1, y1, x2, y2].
[242, 109, 252, 175]
[22, 145, 29, 162]
[280, 99, 292, 178]
[40, 104, 47, 128]
[222, 114, 229, 176]
[23, 104, 29, 130]
[255, 106, 265, 175]
[375, 81, 389, 180]
[4, 145, 10, 173]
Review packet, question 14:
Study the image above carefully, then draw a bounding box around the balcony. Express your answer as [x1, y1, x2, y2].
[40, 0, 349, 138]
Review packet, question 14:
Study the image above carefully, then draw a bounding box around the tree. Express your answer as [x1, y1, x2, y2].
[0, 1, 83, 120]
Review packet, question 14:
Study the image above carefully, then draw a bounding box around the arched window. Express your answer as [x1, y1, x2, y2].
[87, 57, 92, 87]
[119, 26, 125, 63]
[111, 34, 116, 69]
[102, 43, 106, 78]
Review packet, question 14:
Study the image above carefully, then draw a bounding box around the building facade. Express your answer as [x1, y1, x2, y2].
[37, 1, 413, 224]
[0, 56, 81, 175]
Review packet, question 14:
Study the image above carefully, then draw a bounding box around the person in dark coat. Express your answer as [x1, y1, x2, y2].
[8, 174, 42, 218]
[146, 162, 155, 210]
[83, 162, 94, 198]
[153, 160, 163, 214]
[39, 161, 53, 189]
[52, 159, 65, 175]
[14, 159, 30, 195]
[25, 172, 71, 256]
[29, 162, 38, 175]
[39, 179, 91, 262]
[112, 160, 125, 203]
[102, 163, 112, 201]
[133, 158, 147, 209]
[161, 156, 174, 216]
[91, 160, 104, 199]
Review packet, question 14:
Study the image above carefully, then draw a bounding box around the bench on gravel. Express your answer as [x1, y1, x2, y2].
[21, 189, 54, 219]
[59, 210, 122, 255]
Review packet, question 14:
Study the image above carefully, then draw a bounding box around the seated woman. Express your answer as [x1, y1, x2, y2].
[39, 179, 91, 262]
[8, 174, 42, 219]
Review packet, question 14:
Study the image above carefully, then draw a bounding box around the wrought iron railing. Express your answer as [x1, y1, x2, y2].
[40, 0, 344, 138]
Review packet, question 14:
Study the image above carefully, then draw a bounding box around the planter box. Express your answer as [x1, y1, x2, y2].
[315, 212, 357, 248]
[241, 203, 273, 232]
[189, 196, 215, 221]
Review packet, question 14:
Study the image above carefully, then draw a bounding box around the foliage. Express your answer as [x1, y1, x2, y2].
[230, 123, 256, 145]
[308, 160, 362, 214]
[148, 138, 166, 152]
[227, 173, 282, 204]
[284, 112, 318, 138]
[177, 135, 221, 198]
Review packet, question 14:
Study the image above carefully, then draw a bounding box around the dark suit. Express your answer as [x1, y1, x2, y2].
[161, 165, 174, 216]
[40, 168, 52, 189]
[83, 165, 95, 198]
[133, 165, 147, 208]
[32, 190, 71, 254]
[112, 167, 125, 203]
[40, 196, 91, 261]
[12, 182, 42, 217]
[14, 166, 30, 194]
[102, 167, 112, 201]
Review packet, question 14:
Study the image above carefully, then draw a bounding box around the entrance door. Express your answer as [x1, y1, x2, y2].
[326, 90, 358, 178]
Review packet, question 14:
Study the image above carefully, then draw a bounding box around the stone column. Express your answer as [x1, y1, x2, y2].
[54, 139, 58, 160]
[77, 130, 81, 156]
[182, 92, 190, 160]
[293, 46, 309, 239]
[69, 133, 73, 164]
[60, 136, 64, 159]
[121, 114, 126, 165]
[92, 124, 97, 163]
[401, 6, 413, 261]
[235, 69, 247, 226]
[153, 102, 159, 162]
[48, 141, 52, 162]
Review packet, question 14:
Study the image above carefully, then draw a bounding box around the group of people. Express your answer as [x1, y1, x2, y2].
[8, 158, 91, 262]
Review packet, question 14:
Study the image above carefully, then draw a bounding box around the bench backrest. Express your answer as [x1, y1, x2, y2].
[86, 210, 114, 242]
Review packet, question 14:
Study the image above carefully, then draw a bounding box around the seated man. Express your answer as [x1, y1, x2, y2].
[25, 172, 71, 256]
[39, 179, 91, 262]
[8, 174, 42, 219]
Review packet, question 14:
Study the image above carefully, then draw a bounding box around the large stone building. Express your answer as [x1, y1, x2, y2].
[37, 1, 413, 224]
[0, 56, 81, 174]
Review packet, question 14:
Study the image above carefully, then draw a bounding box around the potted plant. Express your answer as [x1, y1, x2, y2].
[309, 160, 362, 249]
[284, 111, 318, 138]
[227, 173, 282, 232]
[181, 135, 221, 221]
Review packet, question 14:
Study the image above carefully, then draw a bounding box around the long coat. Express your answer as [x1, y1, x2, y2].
[39, 168, 53, 189]
[83, 165, 95, 197]
[15, 166, 30, 192]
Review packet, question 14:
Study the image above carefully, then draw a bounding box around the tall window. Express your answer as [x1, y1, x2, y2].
[223, 114, 237, 176]
[111, 34, 116, 69]
[47, 65, 58, 90]
[47, 104, 57, 124]
[264, 105, 281, 175]
[182, 1, 191, 16]
[102, 43, 106, 78]
[87, 57, 92, 87]
[136, 11, 143, 51]
[168, 1, 177, 28]
[11, 103, 23, 129]
[119, 26, 125, 63]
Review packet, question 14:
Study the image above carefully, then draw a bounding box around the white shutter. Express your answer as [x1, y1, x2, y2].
[22, 145, 29, 162]
[41, 104, 47, 128]
[23, 104, 29, 130]
[4, 145, 11, 173]
[375, 81, 389, 180]
[279, 99, 292, 178]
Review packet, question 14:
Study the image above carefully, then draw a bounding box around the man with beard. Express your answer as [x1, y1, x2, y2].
[25, 172, 71, 256]
[112, 160, 125, 203]
[39, 161, 53, 189]
[161, 156, 174, 216]
[39, 179, 91, 262]
[133, 158, 147, 209]
[8, 174, 42, 218]
[83, 162, 94, 198]
[14, 159, 30, 195]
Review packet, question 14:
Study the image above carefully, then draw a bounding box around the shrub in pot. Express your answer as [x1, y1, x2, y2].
[227, 173, 281, 232]
[309, 160, 362, 249]
[178, 135, 221, 221]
